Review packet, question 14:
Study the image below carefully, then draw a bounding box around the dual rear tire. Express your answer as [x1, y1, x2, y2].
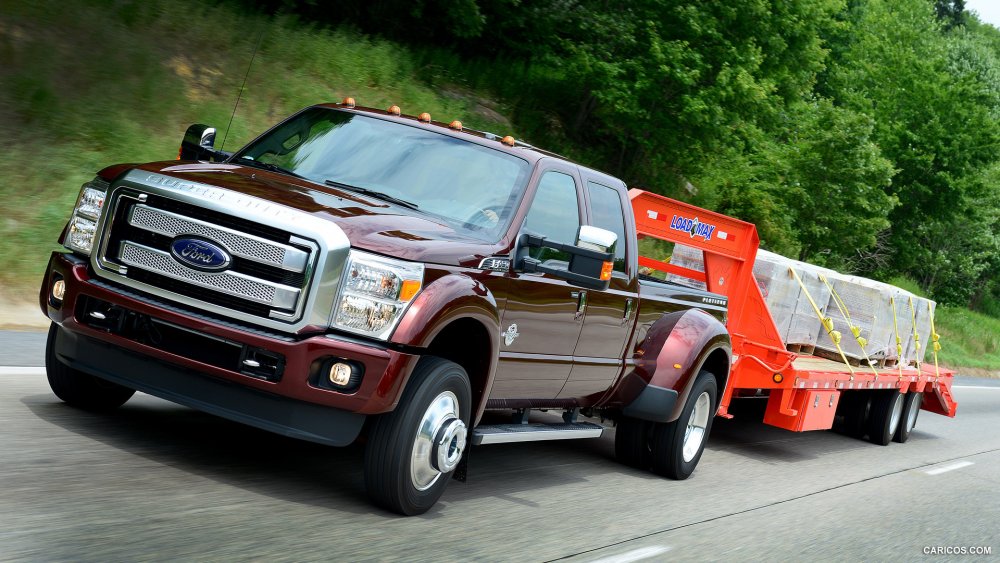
[833, 387, 922, 445]
[615, 371, 717, 480]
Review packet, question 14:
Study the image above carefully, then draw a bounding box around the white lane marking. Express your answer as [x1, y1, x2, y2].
[924, 461, 974, 475]
[0, 367, 46, 376]
[953, 385, 1000, 390]
[590, 546, 672, 563]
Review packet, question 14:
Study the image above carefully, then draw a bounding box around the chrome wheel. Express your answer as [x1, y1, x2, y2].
[410, 390, 466, 491]
[683, 391, 711, 463]
[888, 393, 904, 436]
[905, 395, 919, 431]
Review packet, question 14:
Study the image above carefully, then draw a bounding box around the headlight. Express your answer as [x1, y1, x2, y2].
[64, 178, 108, 255]
[332, 250, 423, 340]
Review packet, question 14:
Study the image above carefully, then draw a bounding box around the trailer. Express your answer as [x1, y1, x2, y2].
[629, 189, 957, 443]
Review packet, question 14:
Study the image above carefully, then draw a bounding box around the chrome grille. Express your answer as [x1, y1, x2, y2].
[118, 241, 299, 309]
[92, 171, 350, 333]
[128, 204, 307, 272]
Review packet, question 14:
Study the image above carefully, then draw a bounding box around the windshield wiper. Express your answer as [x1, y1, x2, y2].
[234, 156, 307, 179]
[324, 180, 419, 210]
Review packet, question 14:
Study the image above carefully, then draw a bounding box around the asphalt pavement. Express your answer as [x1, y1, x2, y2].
[1, 331, 998, 561]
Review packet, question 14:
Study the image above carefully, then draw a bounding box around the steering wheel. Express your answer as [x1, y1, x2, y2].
[465, 206, 503, 229]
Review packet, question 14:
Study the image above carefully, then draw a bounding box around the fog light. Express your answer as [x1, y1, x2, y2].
[51, 279, 66, 302]
[328, 362, 353, 387]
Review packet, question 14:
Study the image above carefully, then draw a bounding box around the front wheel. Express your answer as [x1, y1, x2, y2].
[650, 371, 717, 480]
[364, 357, 471, 516]
[45, 323, 135, 411]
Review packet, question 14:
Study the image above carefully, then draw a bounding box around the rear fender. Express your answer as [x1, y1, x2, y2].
[621, 308, 730, 422]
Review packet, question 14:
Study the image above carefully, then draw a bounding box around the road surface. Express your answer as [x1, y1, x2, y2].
[1, 331, 997, 561]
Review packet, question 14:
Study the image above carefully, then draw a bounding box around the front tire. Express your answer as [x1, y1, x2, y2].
[364, 356, 471, 516]
[45, 323, 135, 411]
[650, 371, 717, 480]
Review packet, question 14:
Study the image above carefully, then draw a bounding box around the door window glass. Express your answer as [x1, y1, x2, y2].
[586, 181, 627, 273]
[523, 171, 580, 265]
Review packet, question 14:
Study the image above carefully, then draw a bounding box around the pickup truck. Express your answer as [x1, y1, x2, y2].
[41, 100, 757, 515]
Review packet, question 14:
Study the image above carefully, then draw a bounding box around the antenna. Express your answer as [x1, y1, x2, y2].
[220, 28, 265, 152]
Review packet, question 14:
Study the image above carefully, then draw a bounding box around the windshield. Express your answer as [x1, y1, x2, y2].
[232, 107, 532, 241]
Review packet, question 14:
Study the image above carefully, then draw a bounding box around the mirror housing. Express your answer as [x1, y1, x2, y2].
[516, 226, 617, 291]
[179, 124, 232, 162]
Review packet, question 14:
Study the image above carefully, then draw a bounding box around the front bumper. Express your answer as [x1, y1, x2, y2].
[41, 252, 422, 445]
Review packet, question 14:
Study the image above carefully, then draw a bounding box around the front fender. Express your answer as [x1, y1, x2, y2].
[619, 308, 730, 422]
[391, 273, 500, 349]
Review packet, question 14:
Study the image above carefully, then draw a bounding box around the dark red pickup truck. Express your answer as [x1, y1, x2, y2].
[40, 101, 731, 514]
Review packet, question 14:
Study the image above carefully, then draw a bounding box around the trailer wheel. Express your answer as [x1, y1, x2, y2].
[45, 323, 135, 411]
[615, 416, 651, 469]
[893, 392, 922, 443]
[650, 371, 717, 480]
[364, 356, 471, 516]
[834, 390, 870, 439]
[868, 390, 904, 446]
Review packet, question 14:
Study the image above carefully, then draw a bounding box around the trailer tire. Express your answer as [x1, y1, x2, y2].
[892, 392, 922, 443]
[45, 323, 135, 411]
[868, 390, 904, 446]
[615, 416, 651, 469]
[834, 391, 870, 439]
[650, 371, 717, 480]
[364, 356, 471, 516]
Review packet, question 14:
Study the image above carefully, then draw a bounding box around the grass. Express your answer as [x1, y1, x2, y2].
[934, 306, 1000, 376]
[0, 0, 511, 296]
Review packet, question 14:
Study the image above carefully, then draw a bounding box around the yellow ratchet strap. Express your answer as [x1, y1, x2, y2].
[890, 296, 905, 379]
[789, 267, 855, 377]
[928, 301, 941, 379]
[908, 296, 921, 373]
[819, 274, 880, 378]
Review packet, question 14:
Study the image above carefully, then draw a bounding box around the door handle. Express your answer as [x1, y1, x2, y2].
[622, 298, 634, 325]
[572, 290, 587, 320]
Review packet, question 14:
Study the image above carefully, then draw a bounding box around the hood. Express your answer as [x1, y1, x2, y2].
[135, 161, 508, 266]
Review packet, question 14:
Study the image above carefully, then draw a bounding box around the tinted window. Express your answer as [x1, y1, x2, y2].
[523, 171, 580, 264]
[233, 108, 531, 241]
[587, 181, 627, 273]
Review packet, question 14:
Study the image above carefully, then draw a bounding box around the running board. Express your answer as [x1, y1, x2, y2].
[472, 422, 605, 445]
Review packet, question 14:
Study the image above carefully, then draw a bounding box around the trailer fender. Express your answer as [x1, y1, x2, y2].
[622, 308, 730, 423]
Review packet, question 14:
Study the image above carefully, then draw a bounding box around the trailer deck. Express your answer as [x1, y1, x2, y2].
[628, 189, 957, 433]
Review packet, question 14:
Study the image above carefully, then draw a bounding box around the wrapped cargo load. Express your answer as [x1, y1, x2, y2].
[904, 294, 935, 366]
[665, 244, 708, 290]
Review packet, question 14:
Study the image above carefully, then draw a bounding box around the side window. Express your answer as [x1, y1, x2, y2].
[523, 171, 581, 264]
[586, 181, 627, 273]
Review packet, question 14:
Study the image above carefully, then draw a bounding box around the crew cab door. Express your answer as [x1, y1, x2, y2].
[491, 165, 587, 399]
[560, 175, 638, 399]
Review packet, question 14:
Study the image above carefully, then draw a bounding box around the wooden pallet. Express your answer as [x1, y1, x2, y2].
[813, 347, 866, 367]
[786, 343, 816, 356]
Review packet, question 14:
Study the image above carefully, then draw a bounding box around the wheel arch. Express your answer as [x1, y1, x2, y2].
[391, 273, 501, 425]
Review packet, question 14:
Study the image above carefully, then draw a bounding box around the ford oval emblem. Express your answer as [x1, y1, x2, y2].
[169, 237, 232, 272]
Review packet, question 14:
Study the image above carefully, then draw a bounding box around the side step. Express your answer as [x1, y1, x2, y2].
[472, 422, 605, 445]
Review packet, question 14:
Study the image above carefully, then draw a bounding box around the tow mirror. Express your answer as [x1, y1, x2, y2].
[179, 124, 231, 162]
[515, 225, 617, 291]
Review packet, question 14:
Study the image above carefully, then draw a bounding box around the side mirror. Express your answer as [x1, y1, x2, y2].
[516, 225, 617, 291]
[179, 124, 231, 162]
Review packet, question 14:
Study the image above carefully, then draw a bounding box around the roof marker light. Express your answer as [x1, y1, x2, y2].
[418, 112, 431, 123]
[342, 97, 356, 108]
[501, 135, 515, 147]
[387, 105, 401, 116]
[449, 120, 463, 131]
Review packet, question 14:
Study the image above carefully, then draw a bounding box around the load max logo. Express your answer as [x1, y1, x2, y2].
[670, 215, 717, 241]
